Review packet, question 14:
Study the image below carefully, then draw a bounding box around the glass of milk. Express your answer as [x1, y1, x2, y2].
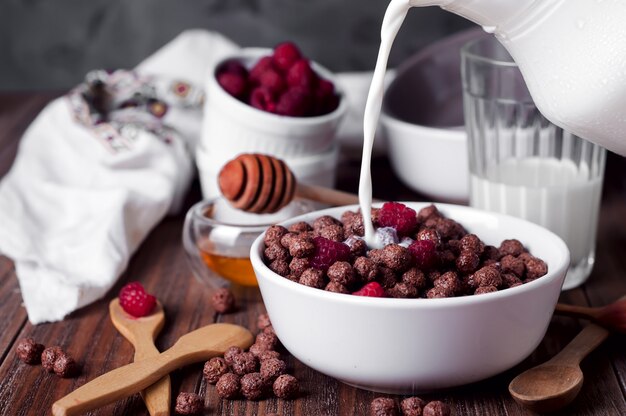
[461, 37, 606, 290]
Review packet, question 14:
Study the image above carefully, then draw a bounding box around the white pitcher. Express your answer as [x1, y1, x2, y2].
[410, 0, 626, 155]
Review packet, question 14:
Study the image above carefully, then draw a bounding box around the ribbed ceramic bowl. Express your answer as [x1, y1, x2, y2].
[250, 202, 569, 393]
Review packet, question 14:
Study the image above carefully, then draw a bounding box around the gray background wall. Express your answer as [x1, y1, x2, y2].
[0, 0, 473, 91]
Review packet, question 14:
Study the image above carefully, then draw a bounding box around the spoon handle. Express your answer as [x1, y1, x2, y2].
[51, 346, 189, 416]
[135, 335, 171, 416]
[554, 303, 601, 320]
[548, 323, 610, 366]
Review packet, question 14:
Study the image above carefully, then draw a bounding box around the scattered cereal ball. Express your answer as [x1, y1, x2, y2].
[370, 397, 398, 416]
[256, 331, 279, 351]
[175, 392, 203, 415]
[240, 372, 266, 400]
[423, 400, 451, 416]
[230, 351, 258, 375]
[273, 374, 299, 399]
[41, 346, 64, 373]
[263, 325, 276, 336]
[211, 288, 236, 314]
[216, 373, 240, 399]
[223, 346, 243, 365]
[260, 357, 287, 381]
[16, 338, 44, 365]
[257, 313, 272, 331]
[249, 343, 267, 358]
[203, 357, 229, 384]
[53, 353, 80, 378]
[258, 350, 281, 362]
[401, 396, 426, 416]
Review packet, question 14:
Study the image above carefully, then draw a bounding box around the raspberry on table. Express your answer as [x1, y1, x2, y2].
[309, 236, 351, 271]
[352, 281, 386, 297]
[272, 42, 302, 72]
[378, 202, 418, 236]
[118, 282, 156, 318]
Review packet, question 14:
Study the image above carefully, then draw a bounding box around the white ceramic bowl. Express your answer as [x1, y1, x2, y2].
[202, 47, 347, 159]
[381, 29, 489, 203]
[250, 202, 569, 394]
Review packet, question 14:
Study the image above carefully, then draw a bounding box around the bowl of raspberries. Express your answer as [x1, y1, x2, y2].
[249, 201, 570, 393]
[201, 41, 347, 161]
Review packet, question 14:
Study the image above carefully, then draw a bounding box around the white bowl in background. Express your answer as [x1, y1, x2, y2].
[250, 202, 569, 393]
[202, 47, 347, 160]
[381, 28, 490, 203]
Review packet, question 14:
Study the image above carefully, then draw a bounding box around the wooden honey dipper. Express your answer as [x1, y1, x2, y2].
[218, 153, 362, 213]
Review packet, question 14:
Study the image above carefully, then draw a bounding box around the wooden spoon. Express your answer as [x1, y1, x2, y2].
[109, 299, 170, 416]
[554, 296, 626, 333]
[51, 323, 253, 416]
[508, 323, 610, 413]
[218, 153, 361, 213]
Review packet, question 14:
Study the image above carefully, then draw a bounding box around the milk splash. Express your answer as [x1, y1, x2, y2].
[359, 0, 412, 248]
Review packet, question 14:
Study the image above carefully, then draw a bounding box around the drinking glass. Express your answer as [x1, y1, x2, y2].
[461, 37, 606, 290]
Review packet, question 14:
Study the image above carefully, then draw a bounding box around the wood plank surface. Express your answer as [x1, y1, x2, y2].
[0, 93, 625, 415]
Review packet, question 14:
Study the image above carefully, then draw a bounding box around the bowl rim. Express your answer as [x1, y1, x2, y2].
[380, 111, 466, 142]
[250, 201, 570, 309]
[208, 47, 348, 126]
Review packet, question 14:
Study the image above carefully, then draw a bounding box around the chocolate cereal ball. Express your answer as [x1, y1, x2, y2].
[370, 397, 398, 416]
[175, 392, 203, 415]
[16, 338, 45, 365]
[223, 346, 243, 365]
[260, 357, 287, 381]
[423, 401, 451, 416]
[230, 351, 258, 375]
[216, 373, 240, 399]
[255, 331, 278, 351]
[41, 346, 64, 373]
[273, 374, 299, 399]
[257, 312, 272, 331]
[240, 372, 266, 400]
[211, 287, 236, 314]
[203, 357, 229, 384]
[53, 353, 80, 378]
[401, 396, 426, 416]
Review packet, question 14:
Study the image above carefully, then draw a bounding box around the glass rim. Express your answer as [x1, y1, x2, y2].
[461, 37, 518, 68]
[189, 198, 279, 231]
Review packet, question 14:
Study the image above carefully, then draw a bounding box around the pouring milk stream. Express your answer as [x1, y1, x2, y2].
[361, 0, 626, 247]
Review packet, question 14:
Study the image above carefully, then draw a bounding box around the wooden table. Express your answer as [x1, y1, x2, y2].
[0, 93, 625, 416]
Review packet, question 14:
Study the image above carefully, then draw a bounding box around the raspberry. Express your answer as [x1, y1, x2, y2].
[378, 202, 418, 236]
[352, 282, 386, 297]
[259, 68, 286, 95]
[218, 59, 248, 78]
[249, 56, 275, 84]
[313, 78, 339, 115]
[408, 239, 438, 270]
[286, 59, 318, 89]
[250, 87, 277, 113]
[217, 72, 248, 99]
[276, 87, 312, 117]
[272, 42, 302, 72]
[119, 282, 156, 317]
[309, 236, 350, 271]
